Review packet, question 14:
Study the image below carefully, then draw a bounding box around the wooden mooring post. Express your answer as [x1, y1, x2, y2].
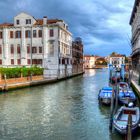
[109, 86, 115, 131]
[114, 84, 119, 114]
[125, 114, 132, 140]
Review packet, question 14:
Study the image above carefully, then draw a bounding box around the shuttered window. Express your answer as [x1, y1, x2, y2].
[0, 46, 2, 54]
[15, 31, 21, 38]
[50, 29, 54, 37]
[17, 45, 20, 54]
[27, 59, 31, 64]
[39, 47, 42, 53]
[25, 30, 31, 38]
[27, 46, 30, 53]
[38, 30, 42, 37]
[11, 45, 14, 54]
[10, 31, 14, 38]
[11, 59, 14, 65]
[0, 32, 3, 39]
[17, 59, 21, 65]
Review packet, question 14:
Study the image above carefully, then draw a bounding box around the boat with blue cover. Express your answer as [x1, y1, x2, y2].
[98, 87, 113, 105]
[113, 104, 140, 135]
[118, 82, 136, 105]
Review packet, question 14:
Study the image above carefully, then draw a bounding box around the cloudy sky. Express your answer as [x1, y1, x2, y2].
[0, 0, 134, 56]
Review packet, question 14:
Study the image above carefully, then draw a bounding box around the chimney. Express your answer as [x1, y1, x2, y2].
[43, 16, 47, 25]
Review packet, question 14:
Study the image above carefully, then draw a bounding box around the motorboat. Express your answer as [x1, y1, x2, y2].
[118, 82, 129, 90]
[118, 82, 136, 105]
[98, 87, 113, 105]
[119, 90, 136, 105]
[113, 104, 140, 135]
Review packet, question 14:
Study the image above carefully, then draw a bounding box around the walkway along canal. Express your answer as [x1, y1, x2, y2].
[0, 69, 140, 140]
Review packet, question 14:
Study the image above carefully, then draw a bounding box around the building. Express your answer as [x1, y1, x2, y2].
[0, 12, 72, 78]
[72, 37, 84, 73]
[130, 0, 140, 73]
[84, 55, 96, 69]
[108, 53, 125, 68]
[95, 57, 107, 66]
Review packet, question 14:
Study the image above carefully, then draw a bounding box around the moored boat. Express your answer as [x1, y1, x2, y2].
[118, 82, 136, 105]
[113, 105, 140, 135]
[98, 87, 113, 105]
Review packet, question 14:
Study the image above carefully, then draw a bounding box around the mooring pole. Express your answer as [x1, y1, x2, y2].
[109, 86, 115, 131]
[127, 114, 132, 140]
[128, 69, 131, 87]
[114, 84, 119, 114]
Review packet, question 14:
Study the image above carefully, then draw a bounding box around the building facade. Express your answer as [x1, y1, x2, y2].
[72, 37, 84, 73]
[84, 55, 96, 69]
[0, 12, 72, 78]
[130, 0, 140, 73]
[108, 53, 125, 68]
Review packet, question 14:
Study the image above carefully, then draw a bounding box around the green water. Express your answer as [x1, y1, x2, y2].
[0, 69, 139, 140]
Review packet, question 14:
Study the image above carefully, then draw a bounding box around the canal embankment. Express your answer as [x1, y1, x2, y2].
[0, 72, 84, 92]
[131, 71, 140, 97]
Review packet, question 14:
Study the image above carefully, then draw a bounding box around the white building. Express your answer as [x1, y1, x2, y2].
[130, 0, 140, 72]
[0, 12, 72, 78]
[108, 53, 125, 68]
[84, 55, 96, 69]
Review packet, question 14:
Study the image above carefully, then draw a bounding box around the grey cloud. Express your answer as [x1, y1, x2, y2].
[0, 0, 134, 56]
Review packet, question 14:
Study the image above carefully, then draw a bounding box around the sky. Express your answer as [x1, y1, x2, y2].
[0, 0, 135, 56]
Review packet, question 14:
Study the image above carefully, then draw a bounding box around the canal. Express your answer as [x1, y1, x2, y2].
[0, 69, 140, 140]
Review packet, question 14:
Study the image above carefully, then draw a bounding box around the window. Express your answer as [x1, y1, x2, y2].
[62, 58, 65, 65]
[11, 45, 14, 54]
[0, 45, 2, 54]
[10, 31, 14, 38]
[27, 45, 30, 53]
[32, 59, 37, 64]
[25, 30, 31, 38]
[0, 59, 2, 65]
[48, 41, 54, 56]
[50, 29, 54, 37]
[16, 20, 20, 25]
[0, 32, 3, 39]
[17, 45, 20, 54]
[38, 30, 42, 37]
[11, 59, 14, 65]
[33, 30, 36, 38]
[26, 19, 31, 24]
[17, 59, 21, 65]
[67, 58, 69, 65]
[32, 47, 37, 53]
[38, 59, 42, 64]
[15, 31, 21, 38]
[59, 59, 61, 64]
[27, 59, 31, 65]
[39, 47, 42, 53]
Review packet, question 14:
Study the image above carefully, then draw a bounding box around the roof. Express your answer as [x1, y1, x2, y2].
[130, 0, 140, 25]
[84, 55, 95, 57]
[110, 53, 125, 57]
[0, 19, 63, 28]
[34, 19, 63, 25]
[0, 23, 14, 28]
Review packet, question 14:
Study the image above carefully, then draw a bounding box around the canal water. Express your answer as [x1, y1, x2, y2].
[0, 69, 140, 140]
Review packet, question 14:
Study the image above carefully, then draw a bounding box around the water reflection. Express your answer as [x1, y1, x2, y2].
[0, 69, 139, 140]
[84, 69, 96, 77]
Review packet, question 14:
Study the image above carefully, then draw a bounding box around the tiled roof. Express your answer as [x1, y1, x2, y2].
[0, 19, 63, 27]
[34, 19, 63, 25]
[0, 23, 14, 28]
